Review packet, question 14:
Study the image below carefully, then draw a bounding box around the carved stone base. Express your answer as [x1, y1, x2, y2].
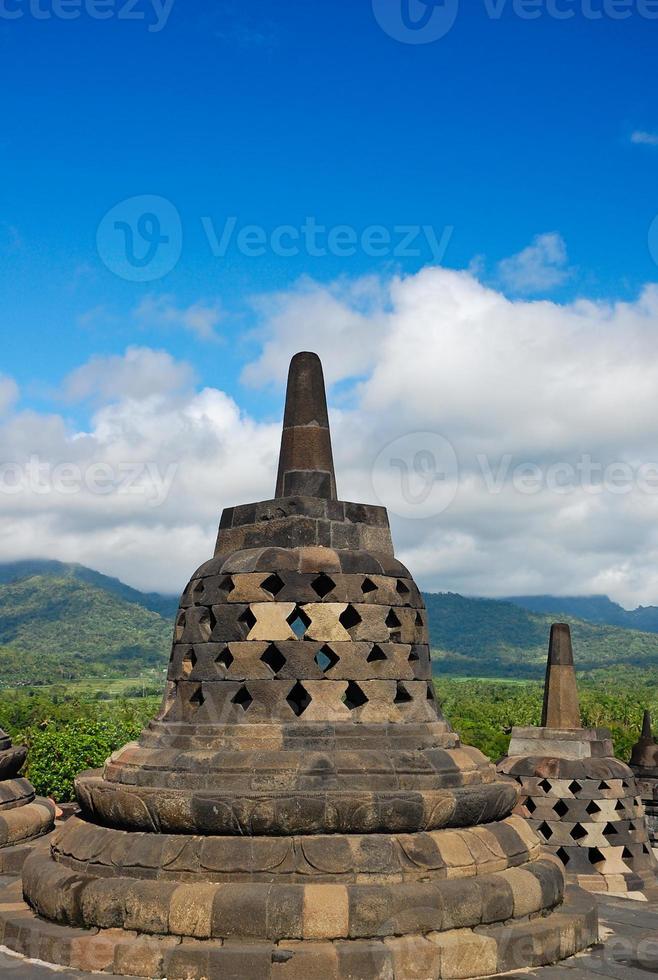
[0, 872, 597, 979]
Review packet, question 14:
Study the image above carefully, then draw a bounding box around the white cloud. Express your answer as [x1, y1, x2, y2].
[497, 232, 571, 295]
[631, 130, 658, 146]
[0, 376, 18, 414]
[134, 295, 223, 341]
[63, 346, 196, 404]
[4, 267, 658, 609]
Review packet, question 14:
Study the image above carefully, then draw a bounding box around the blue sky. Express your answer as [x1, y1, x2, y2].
[2, 0, 658, 603]
[1, 0, 657, 416]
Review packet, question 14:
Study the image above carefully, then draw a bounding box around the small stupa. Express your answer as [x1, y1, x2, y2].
[0, 355, 597, 978]
[629, 710, 658, 843]
[499, 623, 657, 895]
[0, 727, 55, 872]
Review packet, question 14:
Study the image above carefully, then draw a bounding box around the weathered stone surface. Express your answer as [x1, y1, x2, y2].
[7, 354, 598, 976]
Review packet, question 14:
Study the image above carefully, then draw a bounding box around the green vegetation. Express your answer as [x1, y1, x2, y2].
[0, 574, 172, 685]
[426, 592, 658, 679]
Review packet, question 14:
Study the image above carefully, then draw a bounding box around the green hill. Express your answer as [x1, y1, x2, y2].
[426, 592, 658, 679]
[1, 561, 658, 687]
[0, 574, 172, 686]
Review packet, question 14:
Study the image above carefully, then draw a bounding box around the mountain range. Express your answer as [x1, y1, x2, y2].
[0, 559, 657, 686]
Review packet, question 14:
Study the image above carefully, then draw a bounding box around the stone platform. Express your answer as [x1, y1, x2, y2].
[0, 879, 655, 979]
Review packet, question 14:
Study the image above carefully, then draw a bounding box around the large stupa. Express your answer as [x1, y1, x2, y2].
[0, 354, 597, 978]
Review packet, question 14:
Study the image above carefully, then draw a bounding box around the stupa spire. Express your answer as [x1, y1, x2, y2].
[275, 350, 337, 499]
[541, 622, 581, 729]
[642, 709, 654, 740]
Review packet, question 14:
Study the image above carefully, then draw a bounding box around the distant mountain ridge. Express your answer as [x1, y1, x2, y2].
[505, 594, 658, 634]
[1, 560, 658, 685]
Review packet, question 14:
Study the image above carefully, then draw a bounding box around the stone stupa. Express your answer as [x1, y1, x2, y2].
[629, 710, 658, 844]
[0, 354, 597, 978]
[499, 623, 657, 896]
[0, 726, 55, 872]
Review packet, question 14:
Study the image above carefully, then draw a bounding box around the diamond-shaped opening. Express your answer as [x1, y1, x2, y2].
[261, 643, 286, 675]
[570, 823, 587, 841]
[598, 780, 610, 791]
[215, 647, 234, 671]
[537, 821, 553, 841]
[586, 800, 601, 816]
[199, 607, 216, 640]
[622, 846, 634, 861]
[232, 685, 253, 711]
[556, 847, 570, 866]
[614, 799, 625, 813]
[538, 779, 552, 794]
[339, 604, 362, 631]
[553, 799, 569, 818]
[568, 780, 582, 794]
[189, 686, 205, 708]
[361, 577, 377, 594]
[386, 609, 401, 629]
[287, 607, 311, 638]
[219, 576, 235, 594]
[396, 580, 410, 596]
[408, 648, 420, 662]
[343, 680, 368, 710]
[526, 798, 537, 814]
[287, 681, 312, 717]
[394, 682, 413, 705]
[311, 573, 335, 598]
[367, 644, 387, 663]
[261, 573, 284, 597]
[239, 607, 257, 632]
[588, 846, 605, 867]
[603, 822, 618, 838]
[315, 645, 339, 673]
[182, 649, 197, 675]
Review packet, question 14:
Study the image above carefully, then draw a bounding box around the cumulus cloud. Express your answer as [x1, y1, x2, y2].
[4, 267, 658, 608]
[134, 295, 223, 341]
[497, 232, 571, 295]
[631, 130, 658, 146]
[63, 346, 197, 404]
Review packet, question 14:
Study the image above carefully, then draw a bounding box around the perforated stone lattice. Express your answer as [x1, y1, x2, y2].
[512, 771, 655, 884]
[164, 566, 434, 725]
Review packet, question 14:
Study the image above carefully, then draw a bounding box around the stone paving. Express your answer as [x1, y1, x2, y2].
[0, 888, 657, 978]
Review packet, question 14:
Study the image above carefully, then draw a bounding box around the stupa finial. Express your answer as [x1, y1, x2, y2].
[275, 351, 337, 499]
[642, 709, 654, 740]
[541, 622, 581, 729]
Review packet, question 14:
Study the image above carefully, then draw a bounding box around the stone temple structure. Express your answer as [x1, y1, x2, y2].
[629, 711, 658, 844]
[0, 726, 54, 872]
[0, 354, 597, 978]
[499, 623, 657, 896]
